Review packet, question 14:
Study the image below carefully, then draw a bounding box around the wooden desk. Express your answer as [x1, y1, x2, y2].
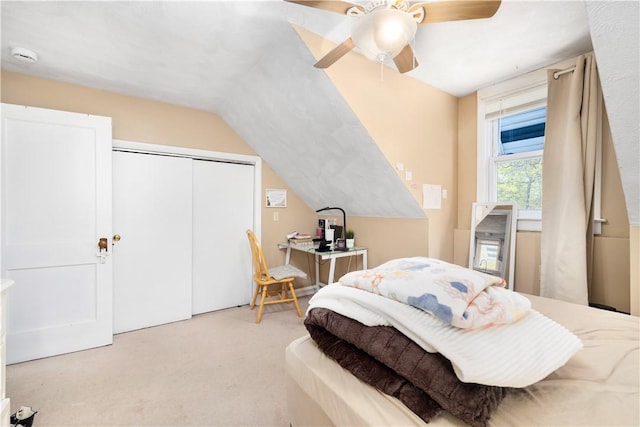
[277, 243, 368, 287]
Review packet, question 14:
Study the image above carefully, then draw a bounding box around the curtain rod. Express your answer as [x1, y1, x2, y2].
[553, 66, 576, 80]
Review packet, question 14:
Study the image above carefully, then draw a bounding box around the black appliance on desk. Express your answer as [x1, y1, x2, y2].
[316, 206, 347, 251]
[314, 225, 345, 252]
[315, 238, 330, 252]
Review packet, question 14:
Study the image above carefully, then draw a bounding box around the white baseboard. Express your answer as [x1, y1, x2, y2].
[295, 285, 318, 297]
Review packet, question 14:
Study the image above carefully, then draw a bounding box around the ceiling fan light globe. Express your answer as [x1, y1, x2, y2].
[352, 8, 417, 62]
[373, 9, 416, 54]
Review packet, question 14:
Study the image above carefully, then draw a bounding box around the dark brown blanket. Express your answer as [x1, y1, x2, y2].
[304, 308, 508, 427]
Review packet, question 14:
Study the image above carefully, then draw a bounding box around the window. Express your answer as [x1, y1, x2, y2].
[478, 76, 548, 231]
[477, 63, 604, 233]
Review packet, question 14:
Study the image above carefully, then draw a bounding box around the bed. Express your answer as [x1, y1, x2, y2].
[285, 257, 639, 426]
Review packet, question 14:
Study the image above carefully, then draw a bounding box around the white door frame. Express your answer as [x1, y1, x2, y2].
[112, 139, 262, 243]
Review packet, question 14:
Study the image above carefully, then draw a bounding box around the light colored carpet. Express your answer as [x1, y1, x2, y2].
[6, 296, 311, 426]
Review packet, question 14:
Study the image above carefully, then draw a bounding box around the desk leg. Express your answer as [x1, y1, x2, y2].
[362, 251, 368, 270]
[328, 258, 337, 285]
[315, 254, 320, 290]
[285, 247, 292, 264]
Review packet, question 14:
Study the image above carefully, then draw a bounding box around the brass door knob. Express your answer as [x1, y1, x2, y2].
[113, 234, 121, 242]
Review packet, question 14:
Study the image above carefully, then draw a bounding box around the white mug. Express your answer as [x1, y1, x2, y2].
[325, 228, 334, 244]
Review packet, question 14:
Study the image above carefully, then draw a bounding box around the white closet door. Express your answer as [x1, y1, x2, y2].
[1, 104, 112, 364]
[192, 160, 254, 314]
[112, 151, 193, 333]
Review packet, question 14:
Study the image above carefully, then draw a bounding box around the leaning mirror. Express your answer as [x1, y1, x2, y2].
[468, 203, 517, 290]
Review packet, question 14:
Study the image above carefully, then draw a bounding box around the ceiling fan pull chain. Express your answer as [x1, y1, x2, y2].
[380, 60, 385, 82]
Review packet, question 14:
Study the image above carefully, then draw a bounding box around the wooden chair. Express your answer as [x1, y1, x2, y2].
[246, 230, 304, 324]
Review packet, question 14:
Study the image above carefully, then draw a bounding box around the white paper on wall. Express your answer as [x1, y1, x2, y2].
[422, 184, 442, 209]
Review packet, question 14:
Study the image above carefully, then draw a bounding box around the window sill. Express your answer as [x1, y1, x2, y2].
[517, 218, 541, 232]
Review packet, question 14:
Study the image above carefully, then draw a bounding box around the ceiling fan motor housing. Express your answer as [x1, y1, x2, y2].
[364, 0, 411, 13]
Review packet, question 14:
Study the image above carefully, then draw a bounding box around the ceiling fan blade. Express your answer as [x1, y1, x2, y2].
[314, 38, 356, 69]
[286, 0, 365, 15]
[410, 0, 501, 24]
[393, 45, 419, 74]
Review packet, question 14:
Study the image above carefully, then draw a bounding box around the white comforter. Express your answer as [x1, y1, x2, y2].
[307, 283, 583, 388]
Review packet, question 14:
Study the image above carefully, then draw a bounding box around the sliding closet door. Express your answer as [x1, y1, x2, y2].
[192, 160, 254, 314]
[112, 151, 193, 333]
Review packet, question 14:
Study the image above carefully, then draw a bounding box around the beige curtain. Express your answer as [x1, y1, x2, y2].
[541, 53, 600, 305]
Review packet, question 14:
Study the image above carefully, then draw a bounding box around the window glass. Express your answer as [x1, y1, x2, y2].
[488, 106, 546, 212]
[496, 157, 542, 210]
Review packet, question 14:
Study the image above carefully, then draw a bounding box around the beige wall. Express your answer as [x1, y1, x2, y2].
[455, 88, 633, 312]
[457, 93, 478, 231]
[1, 72, 253, 155]
[295, 27, 459, 262]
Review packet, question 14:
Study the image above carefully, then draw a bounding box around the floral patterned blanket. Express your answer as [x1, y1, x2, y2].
[338, 257, 531, 329]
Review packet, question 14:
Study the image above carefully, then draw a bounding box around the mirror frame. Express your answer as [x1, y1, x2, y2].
[468, 202, 518, 290]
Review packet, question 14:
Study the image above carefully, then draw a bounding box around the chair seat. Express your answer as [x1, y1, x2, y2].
[269, 264, 307, 280]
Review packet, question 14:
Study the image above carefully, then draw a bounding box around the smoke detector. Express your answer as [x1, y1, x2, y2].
[11, 47, 38, 63]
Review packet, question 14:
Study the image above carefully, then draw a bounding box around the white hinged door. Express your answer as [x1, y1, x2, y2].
[1, 104, 113, 364]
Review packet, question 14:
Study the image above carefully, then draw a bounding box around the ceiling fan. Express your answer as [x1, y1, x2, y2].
[287, 0, 502, 73]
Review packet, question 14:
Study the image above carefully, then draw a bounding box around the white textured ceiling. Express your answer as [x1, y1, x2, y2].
[1, 1, 637, 223]
[584, 1, 639, 226]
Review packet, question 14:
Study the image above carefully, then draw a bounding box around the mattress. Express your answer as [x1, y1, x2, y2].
[285, 293, 639, 426]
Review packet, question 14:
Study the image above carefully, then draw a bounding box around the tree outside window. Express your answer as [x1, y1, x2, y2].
[496, 157, 542, 210]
